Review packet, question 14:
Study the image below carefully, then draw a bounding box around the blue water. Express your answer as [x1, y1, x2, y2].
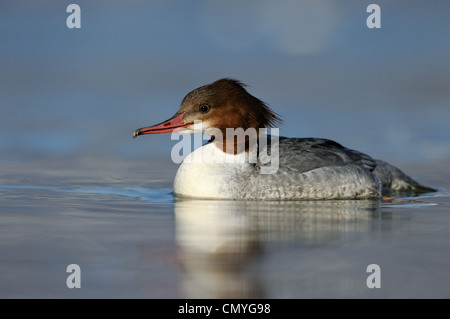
[0, 171, 448, 298]
[1, 1, 450, 298]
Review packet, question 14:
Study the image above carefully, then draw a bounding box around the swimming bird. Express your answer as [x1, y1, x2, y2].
[133, 78, 435, 200]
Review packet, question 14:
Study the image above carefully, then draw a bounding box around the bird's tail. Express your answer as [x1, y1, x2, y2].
[373, 160, 436, 196]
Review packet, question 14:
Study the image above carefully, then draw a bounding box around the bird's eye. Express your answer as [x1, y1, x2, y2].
[199, 104, 211, 113]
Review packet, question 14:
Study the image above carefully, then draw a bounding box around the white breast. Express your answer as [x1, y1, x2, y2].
[173, 143, 254, 199]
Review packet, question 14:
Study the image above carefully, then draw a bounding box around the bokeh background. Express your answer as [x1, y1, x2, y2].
[1, 0, 449, 180]
[1, 0, 450, 300]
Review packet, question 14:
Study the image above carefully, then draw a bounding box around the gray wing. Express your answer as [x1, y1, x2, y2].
[258, 137, 377, 174]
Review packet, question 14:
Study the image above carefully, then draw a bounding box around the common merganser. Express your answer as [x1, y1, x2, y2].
[133, 78, 435, 200]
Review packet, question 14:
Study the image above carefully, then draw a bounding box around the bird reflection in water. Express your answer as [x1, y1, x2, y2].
[174, 199, 383, 298]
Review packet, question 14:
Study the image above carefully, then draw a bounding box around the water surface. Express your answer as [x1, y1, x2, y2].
[0, 159, 448, 298]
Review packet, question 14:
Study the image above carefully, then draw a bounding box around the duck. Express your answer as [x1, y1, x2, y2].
[133, 78, 435, 200]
